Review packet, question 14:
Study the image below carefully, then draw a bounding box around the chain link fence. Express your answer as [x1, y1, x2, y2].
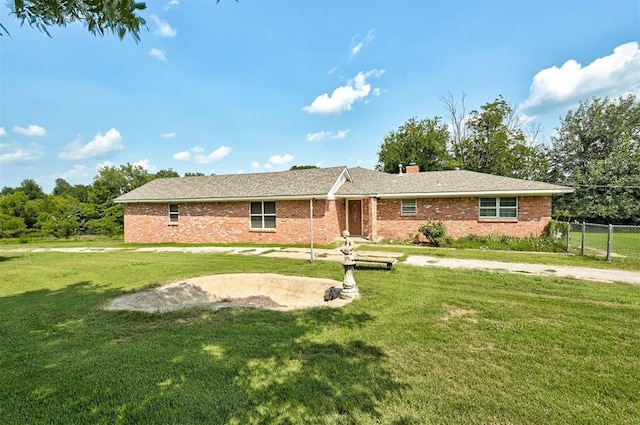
[568, 222, 640, 261]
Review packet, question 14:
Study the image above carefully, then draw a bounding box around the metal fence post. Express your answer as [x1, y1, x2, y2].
[581, 221, 586, 255]
[565, 222, 570, 252]
[607, 224, 613, 262]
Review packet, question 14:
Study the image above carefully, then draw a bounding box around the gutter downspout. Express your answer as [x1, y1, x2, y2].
[310, 198, 314, 262]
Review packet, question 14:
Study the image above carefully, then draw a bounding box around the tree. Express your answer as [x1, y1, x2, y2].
[4, 0, 147, 41]
[376, 116, 453, 173]
[0, 191, 29, 220]
[35, 195, 82, 237]
[1, 186, 17, 196]
[0, 214, 27, 238]
[86, 163, 151, 235]
[19, 178, 46, 200]
[0, 190, 42, 229]
[448, 96, 548, 180]
[153, 169, 180, 179]
[550, 94, 640, 224]
[52, 178, 73, 197]
[89, 163, 150, 205]
[289, 165, 318, 171]
[441, 92, 469, 155]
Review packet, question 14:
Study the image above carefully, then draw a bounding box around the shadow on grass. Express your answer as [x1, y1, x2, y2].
[0, 281, 406, 424]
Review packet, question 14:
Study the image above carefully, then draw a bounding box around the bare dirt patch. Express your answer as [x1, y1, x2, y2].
[104, 273, 353, 313]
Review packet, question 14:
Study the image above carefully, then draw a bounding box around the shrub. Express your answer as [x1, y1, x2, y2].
[419, 220, 450, 247]
[454, 231, 567, 252]
[544, 220, 569, 241]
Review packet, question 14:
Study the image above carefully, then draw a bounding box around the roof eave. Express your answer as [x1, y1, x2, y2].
[114, 194, 330, 204]
[335, 188, 573, 199]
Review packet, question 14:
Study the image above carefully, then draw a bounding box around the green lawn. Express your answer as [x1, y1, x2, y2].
[569, 230, 640, 261]
[1, 250, 639, 424]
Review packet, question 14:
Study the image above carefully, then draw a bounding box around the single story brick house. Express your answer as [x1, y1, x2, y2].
[114, 165, 572, 245]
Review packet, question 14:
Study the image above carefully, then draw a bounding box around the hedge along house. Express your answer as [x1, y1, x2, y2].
[114, 165, 572, 245]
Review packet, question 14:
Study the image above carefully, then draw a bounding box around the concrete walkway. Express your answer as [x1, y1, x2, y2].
[2, 245, 639, 286]
[281, 247, 640, 286]
[404, 255, 640, 286]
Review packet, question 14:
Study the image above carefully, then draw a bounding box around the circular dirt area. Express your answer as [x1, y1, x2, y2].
[104, 273, 353, 313]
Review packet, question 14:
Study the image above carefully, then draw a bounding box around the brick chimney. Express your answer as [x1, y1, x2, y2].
[406, 163, 420, 174]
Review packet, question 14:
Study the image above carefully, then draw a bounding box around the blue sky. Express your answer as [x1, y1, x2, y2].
[1, 0, 639, 192]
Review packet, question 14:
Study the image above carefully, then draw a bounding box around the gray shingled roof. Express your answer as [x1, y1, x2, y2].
[115, 166, 572, 203]
[115, 166, 348, 202]
[337, 167, 572, 197]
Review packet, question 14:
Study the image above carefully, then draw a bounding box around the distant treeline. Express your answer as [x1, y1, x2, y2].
[0, 165, 194, 239]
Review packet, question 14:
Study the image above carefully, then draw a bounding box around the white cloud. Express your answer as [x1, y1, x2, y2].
[267, 154, 294, 165]
[334, 129, 350, 139]
[160, 132, 176, 138]
[164, 0, 179, 10]
[173, 150, 191, 161]
[59, 128, 124, 160]
[520, 41, 640, 114]
[97, 161, 114, 170]
[151, 14, 177, 37]
[173, 146, 230, 163]
[0, 127, 6, 137]
[13, 124, 47, 137]
[132, 159, 156, 172]
[194, 146, 231, 164]
[305, 129, 350, 143]
[350, 29, 375, 58]
[250, 155, 296, 171]
[303, 69, 385, 114]
[59, 165, 90, 181]
[150, 48, 167, 61]
[0, 145, 44, 163]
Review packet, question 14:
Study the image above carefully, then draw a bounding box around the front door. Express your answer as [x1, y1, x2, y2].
[348, 200, 362, 236]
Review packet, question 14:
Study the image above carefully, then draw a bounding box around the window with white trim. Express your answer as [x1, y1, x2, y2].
[250, 201, 276, 229]
[401, 199, 417, 214]
[169, 203, 179, 223]
[479, 197, 518, 218]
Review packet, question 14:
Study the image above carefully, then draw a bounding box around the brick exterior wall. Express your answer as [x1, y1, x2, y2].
[122, 195, 552, 244]
[375, 196, 553, 241]
[123, 199, 343, 245]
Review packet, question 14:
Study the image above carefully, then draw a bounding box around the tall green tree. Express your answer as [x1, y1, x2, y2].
[87, 163, 151, 235]
[451, 96, 548, 180]
[19, 179, 46, 200]
[550, 94, 640, 224]
[52, 178, 73, 197]
[376, 116, 453, 173]
[89, 163, 150, 205]
[35, 195, 83, 237]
